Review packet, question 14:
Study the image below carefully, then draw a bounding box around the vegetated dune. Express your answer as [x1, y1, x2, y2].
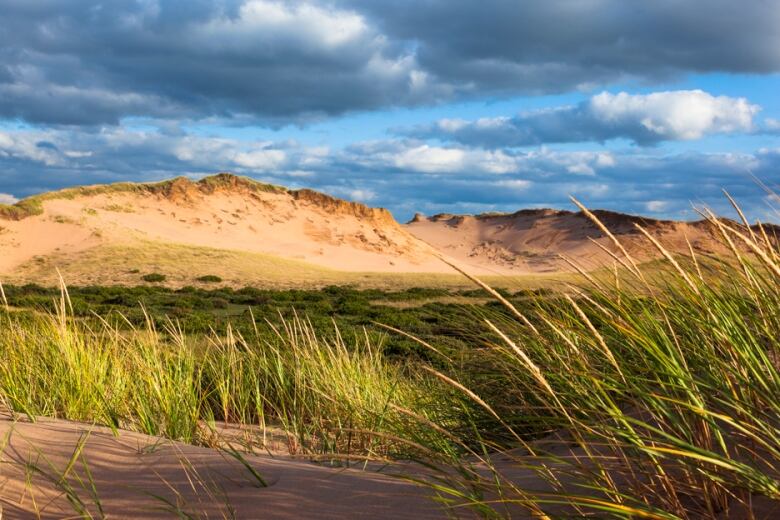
[404, 209, 770, 274]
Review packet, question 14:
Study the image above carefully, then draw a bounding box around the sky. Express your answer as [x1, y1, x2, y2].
[1, 0, 779, 222]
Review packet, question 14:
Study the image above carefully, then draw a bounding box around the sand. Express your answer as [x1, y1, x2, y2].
[405, 209, 735, 275]
[4, 414, 775, 519]
[0, 414, 451, 519]
[0, 176, 448, 279]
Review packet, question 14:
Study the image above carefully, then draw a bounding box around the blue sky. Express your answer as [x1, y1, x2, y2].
[0, 1, 779, 222]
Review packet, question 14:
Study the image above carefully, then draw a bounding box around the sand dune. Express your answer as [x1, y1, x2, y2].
[0, 174, 450, 285]
[405, 209, 751, 274]
[1, 173, 771, 286]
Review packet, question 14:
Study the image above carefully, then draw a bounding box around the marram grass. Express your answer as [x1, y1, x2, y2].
[0, 299, 461, 460]
[412, 203, 780, 518]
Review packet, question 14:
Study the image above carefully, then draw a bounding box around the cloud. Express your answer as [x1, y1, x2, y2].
[1, 125, 778, 223]
[408, 90, 760, 147]
[645, 200, 669, 213]
[0, 1, 778, 125]
[0, 1, 443, 125]
[348, 0, 780, 95]
[0, 193, 18, 205]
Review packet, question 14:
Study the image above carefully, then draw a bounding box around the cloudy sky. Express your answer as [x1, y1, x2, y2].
[1, 0, 779, 221]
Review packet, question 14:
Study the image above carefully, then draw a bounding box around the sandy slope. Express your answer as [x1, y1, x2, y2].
[4, 415, 775, 519]
[405, 209, 736, 274]
[0, 414, 449, 519]
[0, 175, 452, 284]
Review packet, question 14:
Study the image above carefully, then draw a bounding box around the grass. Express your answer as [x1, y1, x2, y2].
[196, 275, 223, 283]
[142, 273, 167, 283]
[409, 205, 780, 518]
[1, 201, 779, 517]
[0, 294, 462, 459]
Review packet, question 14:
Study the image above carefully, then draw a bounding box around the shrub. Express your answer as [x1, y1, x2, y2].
[196, 275, 222, 283]
[141, 273, 166, 283]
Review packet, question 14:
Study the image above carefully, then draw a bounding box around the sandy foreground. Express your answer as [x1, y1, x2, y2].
[3, 414, 776, 519]
[0, 414, 453, 519]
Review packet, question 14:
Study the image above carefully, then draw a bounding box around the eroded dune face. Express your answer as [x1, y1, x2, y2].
[404, 209, 736, 274]
[0, 174, 446, 281]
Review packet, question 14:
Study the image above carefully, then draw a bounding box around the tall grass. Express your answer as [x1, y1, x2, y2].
[0, 299, 458, 459]
[417, 209, 780, 518]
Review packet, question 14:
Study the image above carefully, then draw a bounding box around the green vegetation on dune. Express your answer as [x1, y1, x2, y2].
[0, 197, 44, 220]
[0, 173, 287, 221]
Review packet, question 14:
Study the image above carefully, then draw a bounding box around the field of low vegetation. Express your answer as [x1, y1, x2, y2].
[1, 208, 779, 518]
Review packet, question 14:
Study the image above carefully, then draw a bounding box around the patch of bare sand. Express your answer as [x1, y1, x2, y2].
[0, 415, 453, 519]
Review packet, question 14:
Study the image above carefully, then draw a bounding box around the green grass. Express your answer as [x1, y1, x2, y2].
[141, 273, 167, 283]
[196, 275, 223, 283]
[0, 295, 464, 459]
[0, 198, 44, 220]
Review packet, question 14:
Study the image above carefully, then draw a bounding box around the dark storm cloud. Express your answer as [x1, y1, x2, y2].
[1, 0, 779, 125]
[0, 0, 444, 125]
[348, 0, 780, 93]
[1, 125, 778, 222]
[407, 91, 761, 147]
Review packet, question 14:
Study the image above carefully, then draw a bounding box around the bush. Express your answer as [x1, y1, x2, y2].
[141, 273, 166, 283]
[196, 275, 222, 283]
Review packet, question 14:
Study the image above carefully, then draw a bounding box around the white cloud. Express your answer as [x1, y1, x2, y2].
[645, 200, 669, 212]
[412, 90, 761, 147]
[393, 145, 466, 173]
[0, 193, 18, 205]
[391, 145, 522, 174]
[495, 179, 532, 190]
[233, 149, 287, 170]
[0, 130, 63, 166]
[589, 90, 759, 140]
[229, 1, 369, 48]
[520, 149, 616, 177]
[348, 189, 376, 202]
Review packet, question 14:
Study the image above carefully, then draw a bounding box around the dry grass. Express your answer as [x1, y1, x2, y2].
[5, 240, 574, 291]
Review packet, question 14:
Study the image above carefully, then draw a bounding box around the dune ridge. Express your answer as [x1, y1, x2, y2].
[2, 173, 775, 286]
[404, 207, 777, 274]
